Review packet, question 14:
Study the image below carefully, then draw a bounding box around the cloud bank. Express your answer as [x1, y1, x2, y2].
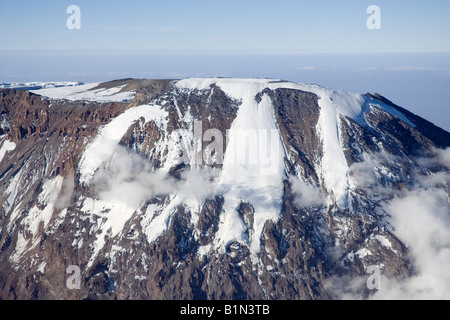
[289, 175, 325, 208]
[92, 145, 219, 209]
[91, 143, 450, 299]
[336, 148, 450, 299]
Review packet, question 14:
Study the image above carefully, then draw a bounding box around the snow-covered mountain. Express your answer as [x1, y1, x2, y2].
[0, 82, 83, 91]
[0, 78, 449, 299]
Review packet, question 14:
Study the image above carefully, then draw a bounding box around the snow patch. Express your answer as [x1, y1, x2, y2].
[78, 104, 168, 185]
[375, 235, 398, 254]
[0, 139, 16, 163]
[81, 197, 139, 268]
[355, 248, 372, 259]
[10, 176, 64, 263]
[37, 262, 47, 274]
[25, 176, 64, 236]
[30, 83, 134, 102]
[0, 81, 82, 90]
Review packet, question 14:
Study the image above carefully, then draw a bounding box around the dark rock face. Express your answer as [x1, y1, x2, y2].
[365, 93, 450, 150]
[269, 88, 322, 181]
[0, 80, 449, 300]
[197, 197, 223, 246]
[0, 90, 49, 141]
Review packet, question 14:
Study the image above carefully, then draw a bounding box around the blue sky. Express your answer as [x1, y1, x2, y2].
[1, 1, 449, 130]
[1, 0, 450, 53]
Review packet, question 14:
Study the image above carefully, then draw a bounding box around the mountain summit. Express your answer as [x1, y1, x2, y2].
[1, 78, 449, 299]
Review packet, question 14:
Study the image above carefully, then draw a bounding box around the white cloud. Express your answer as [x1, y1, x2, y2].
[373, 187, 450, 299]
[373, 147, 450, 299]
[356, 67, 378, 72]
[296, 66, 316, 71]
[348, 152, 401, 195]
[93, 146, 177, 207]
[349, 160, 378, 187]
[55, 172, 75, 210]
[289, 176, 325, 207]
[330, 147, 450, 299]
[176, 167, 220, 205]
[92, 144, 218, 209]
[433, 147, 450, 168]
[387, 66, 440, 72]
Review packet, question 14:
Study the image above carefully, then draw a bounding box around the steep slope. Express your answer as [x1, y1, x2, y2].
[0, 78, 449, 299]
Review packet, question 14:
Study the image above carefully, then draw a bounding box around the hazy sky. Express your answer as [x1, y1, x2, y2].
[1, 0, 449, 130]
[1, 0, 450, 53]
